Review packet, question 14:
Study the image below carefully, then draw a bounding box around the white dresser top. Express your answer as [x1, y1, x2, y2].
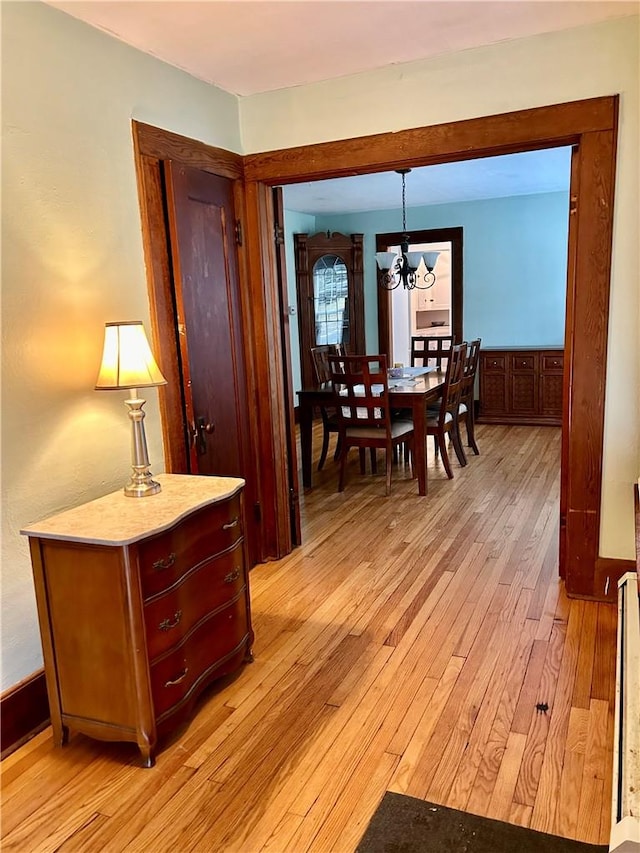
[21, 474, 245, 546]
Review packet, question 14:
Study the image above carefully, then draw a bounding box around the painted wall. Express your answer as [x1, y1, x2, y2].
[1, 2, 241, 691]
[243, 17, 640, 562]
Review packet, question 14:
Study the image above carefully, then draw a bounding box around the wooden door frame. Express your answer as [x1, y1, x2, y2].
[243, 95, 620, 599]
[376, 226, 464, 355]
[273, 187, 302, 547]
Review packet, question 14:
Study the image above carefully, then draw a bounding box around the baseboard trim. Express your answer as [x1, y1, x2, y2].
[592, 557, 637, 602]
[1, 669, 50, 759]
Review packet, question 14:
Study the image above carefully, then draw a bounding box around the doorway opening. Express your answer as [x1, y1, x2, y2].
[375, 226, 464, 359]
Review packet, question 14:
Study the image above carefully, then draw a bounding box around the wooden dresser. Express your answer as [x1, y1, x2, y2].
[21, 474, 253, 767]
[478, 346, 564, 426]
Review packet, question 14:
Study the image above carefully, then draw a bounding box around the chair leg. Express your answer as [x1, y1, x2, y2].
[338, 446, 348, 492]
[438, 433, 454, 479]
[385, 448, 393, 495]
[370, 448, 378, 474]
[317, 426, 330, 471]
[434, 435, 439, 457]
[359, 448, 366, 474]
[334, 435, 342, 461]
[467, 413, 480, 455]
[451, 422, 468, 467]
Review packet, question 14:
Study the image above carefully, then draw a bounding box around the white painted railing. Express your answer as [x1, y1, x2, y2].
[610, 572, 640, 853]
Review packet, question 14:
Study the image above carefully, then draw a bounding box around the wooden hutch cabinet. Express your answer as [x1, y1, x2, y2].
[22, 474, 253, 767]
[478, 346, 564, 426]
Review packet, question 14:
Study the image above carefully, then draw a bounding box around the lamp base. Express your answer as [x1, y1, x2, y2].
[123, 395, 161, 497]
[124, 476, 161, 498]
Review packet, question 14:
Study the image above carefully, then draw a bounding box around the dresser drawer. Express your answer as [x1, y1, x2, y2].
[482, 354, 506, 371]
[542, 353, 564, 371]
[144, 541, 245, 660]
[511, 354, 536, 371]
[150, 596, 249, 719]
[137, 494, 242, 597]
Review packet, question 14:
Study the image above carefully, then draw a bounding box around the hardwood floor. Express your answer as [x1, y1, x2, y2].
[1, 424, 616, 851]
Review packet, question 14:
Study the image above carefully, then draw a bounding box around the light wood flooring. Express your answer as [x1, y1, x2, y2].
[1, 423, 617, 851]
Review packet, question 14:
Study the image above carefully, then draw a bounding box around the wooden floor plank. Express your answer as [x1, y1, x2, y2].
[1, 424, 617, 851]
[529, 600, 585, 834]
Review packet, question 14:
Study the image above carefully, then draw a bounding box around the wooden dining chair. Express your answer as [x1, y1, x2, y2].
[310, 343, 345, 470]
[411, 335, 454, 370]
[328, 354, 414, 495]
[425, 342, 467, 478]
[457, 338, 481, 456]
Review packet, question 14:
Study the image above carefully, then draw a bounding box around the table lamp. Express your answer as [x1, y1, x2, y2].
[95, 321, 167, 497]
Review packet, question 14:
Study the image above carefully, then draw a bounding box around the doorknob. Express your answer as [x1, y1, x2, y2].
[191, 416, 215, 455]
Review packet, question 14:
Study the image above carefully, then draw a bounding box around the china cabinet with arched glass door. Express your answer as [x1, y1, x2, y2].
[294, 231, 365, 389]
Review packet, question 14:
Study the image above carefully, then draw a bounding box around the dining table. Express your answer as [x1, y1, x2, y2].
[297, 368, 446, 496]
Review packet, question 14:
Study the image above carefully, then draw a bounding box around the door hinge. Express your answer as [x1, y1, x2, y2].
[254, 501, 262, 523]
[274, 224, 285, 246]
[569, 195, 578, 215]
[235, 219, 243, 246]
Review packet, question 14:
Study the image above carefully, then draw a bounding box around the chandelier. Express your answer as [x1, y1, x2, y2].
[375, 168, 440, 291]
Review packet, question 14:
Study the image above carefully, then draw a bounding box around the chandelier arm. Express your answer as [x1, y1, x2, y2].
[378, 271, 403, 290]
[413, 270, 437, 290]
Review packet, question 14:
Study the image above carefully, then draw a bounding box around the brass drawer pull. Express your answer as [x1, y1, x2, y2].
[153, 553, 176, 571]
[224, 569, 241, 585]
[165, 667, 188, 687]
[158, 610, 182, 632]
[222, 518, 239, 530]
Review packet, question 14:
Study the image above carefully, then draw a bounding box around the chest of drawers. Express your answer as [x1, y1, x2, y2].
[21, 474, 253, 767]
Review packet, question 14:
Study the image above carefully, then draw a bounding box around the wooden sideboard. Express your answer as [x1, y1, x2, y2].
[21, 474, 253, 767]
[478, 346, 564, 426]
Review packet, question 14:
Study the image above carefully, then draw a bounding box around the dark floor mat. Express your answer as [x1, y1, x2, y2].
[356, 792, 608, 852]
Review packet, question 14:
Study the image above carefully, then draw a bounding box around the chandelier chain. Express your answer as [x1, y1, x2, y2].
[402, 171, 407, 233]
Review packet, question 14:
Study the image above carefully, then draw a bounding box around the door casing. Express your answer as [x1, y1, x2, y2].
[133, 95, 620, 598]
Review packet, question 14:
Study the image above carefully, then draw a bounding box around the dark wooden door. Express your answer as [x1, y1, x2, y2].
[164, 162, 256, 558]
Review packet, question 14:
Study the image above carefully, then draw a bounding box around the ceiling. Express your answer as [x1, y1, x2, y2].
[46, 0, 637, 97]
[44, 1, 632, 212]
[283, 147, 573, 214]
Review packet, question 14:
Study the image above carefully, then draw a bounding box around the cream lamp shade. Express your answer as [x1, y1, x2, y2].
[95, 321, 167, 497]
[95, 321, 167, 390]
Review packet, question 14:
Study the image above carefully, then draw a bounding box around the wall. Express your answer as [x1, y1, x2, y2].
[243, 17, 639, 562]
[1, 2, 241, 691]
